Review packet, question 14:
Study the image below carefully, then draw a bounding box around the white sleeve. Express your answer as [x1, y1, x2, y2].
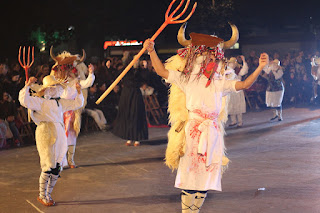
[80, 73, 95, 89]
[165, 69, 186, 92]
[61, 85, 77, 99]
[238, 62, 249, 76]
[222, 80, 238, 96]
[18, 86, 43, 111]
[60, 92, 84, 112]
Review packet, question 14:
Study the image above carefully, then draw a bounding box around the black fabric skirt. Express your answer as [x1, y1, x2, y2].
[112, 87, 148, 141]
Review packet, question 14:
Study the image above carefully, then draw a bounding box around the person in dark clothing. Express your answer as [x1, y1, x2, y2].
[4, 71, 24, 107]
[300, 74, 313, 104]
[85, 84, 108, 131]
[1, 91, 23, 146]
[96, 82, 121, 128]
[96, 58, 119, 87]
[112, 51, 148, 146]
[0, 98, 8, 149]
[0, 64, 11, 100]
[284, 72, 298, 105]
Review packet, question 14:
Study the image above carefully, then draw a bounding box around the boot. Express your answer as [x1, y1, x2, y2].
[278, 109, 283, 121]
[67, 145, 76, 168]
[134, 141, 140, 146]
[38, 172, 50, 206]
[193, 192, 207, 213]
[181, 190, 195, 213]
[46, 174, 59, 206]
[270, 109, 278, 121]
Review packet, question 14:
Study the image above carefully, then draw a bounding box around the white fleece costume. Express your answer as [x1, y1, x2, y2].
[19, 86, 84, 172]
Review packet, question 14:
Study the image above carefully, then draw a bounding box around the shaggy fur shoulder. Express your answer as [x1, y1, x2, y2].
[165, 83, 188, 170]
[164, 55, 188, 171]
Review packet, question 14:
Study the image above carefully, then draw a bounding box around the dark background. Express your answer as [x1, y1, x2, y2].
[1, 0, 320, 60]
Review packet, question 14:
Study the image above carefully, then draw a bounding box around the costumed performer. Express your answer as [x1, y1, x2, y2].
[144, 23, 269, 212]
[19, 75, 84, 206]
[226, 56, 248, 127]
[49, 47, 95, 168]
[261, 59, 284, 121]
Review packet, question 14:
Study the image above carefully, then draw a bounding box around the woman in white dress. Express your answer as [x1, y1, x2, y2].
[226, 56, 248, 127]
[143, 23, 269, 213]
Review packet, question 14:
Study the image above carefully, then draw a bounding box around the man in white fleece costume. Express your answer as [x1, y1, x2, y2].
[144, 23, 269, 212]
[49, 47, 95, 168]
[19, 75, 84, 206]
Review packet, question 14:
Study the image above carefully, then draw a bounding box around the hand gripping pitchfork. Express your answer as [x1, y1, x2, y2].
[96, 0, 197, 104]
[18, 46, 34, 82]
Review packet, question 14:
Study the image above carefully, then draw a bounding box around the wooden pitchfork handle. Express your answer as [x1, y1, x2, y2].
[96, 0, 197, 104]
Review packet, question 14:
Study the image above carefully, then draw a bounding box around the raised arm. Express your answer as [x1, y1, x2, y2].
[19, 77, 43, 111]
[235, 53, 269, 91]
[238, 56, 248, 76]
[143, 39, 169, 79]
[80, 64, 95, 88]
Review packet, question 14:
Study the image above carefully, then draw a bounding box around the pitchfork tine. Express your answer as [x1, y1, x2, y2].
[18, 46, 23, 67]
[172, 0, 189, 20]
[23, 46, 26, 66]
[169, 0, 184, 18]
[27, 46, 30, 65]
[165, 0, 177, 18]
[173, 2, 197, 23]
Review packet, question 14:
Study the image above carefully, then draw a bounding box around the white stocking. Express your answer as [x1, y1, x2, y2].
[39, 172, 50, 199]
[46, 174, 59, 201]
[67, 145, 76, 166]
[181, 190, 195, 213]
[193, 192, 207, 213]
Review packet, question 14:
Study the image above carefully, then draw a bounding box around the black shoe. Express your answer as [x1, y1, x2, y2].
[278, 117, 283, 121]
[270, 115, 278, 121]
[229, 123, 237, 127]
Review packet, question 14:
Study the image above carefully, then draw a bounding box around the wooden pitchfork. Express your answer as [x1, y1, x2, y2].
[18, 46, 34, 122]
[96, 0, 197, 104]
[18, 46, 34, 82]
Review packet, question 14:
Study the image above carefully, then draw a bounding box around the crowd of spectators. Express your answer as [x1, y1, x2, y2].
[0, 48, 319, 150]
[242, 49, 319, 109]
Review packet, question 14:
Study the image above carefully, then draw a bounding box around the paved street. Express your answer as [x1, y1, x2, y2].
[1, 106, 320, 213]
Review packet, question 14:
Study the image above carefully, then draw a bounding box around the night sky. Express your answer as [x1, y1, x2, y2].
[1, 0, 320, 60]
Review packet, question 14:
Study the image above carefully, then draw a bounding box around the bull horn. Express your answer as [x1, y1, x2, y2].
[177, 23, 192, 47]
[50, 46, 58, 62]
[79, 49, 86, 63]
[223, 23, 239, 49]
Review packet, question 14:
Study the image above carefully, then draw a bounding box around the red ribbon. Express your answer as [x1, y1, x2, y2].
[204, 62, 218, 87]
